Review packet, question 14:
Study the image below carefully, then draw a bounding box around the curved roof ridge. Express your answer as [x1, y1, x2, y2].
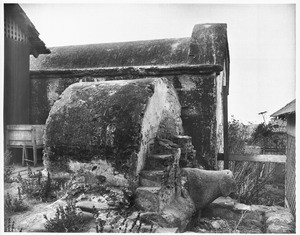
[30, 37, 191, 70]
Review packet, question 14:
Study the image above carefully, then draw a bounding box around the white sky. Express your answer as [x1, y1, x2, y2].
[19, 3, 296, 124]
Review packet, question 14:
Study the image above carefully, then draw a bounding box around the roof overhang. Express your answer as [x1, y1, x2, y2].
[271, 99, 296, 118]
[4, 4, 51, 57]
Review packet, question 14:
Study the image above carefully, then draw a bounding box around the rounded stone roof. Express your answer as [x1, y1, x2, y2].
[30, 37, 190, 70]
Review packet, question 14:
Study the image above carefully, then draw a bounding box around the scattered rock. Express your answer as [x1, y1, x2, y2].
[156, 227, 179, 233]
[140, 212, 170, 227]
[201, 197, 295, 234]
[265, 206, 295, 233]
[212, 196, 236, 207]
[266, 223, 294, 233]
[76, 201, 111, 212]
[211, 220, 221, 229]
[79, 211, 95, 221]
[234, 203, 251, 211]
[76, 193, 88, 201]
[139, 224, 155, 233]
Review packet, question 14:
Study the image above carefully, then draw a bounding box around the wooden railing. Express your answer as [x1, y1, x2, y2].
[218, 153, 286, 163]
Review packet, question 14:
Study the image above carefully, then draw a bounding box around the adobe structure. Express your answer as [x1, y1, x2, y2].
[30, 23, 230, 170]
[18, 23, 233, 232]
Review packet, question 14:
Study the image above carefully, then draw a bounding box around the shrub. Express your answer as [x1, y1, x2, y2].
[5, 189, 28, 213]
[4, 218, 22, 232]
[228, 118, 285, 206]
[251, 121, 286, 152]
[228, 117, 250, 154]
[4, 151, 15, 183]
[44, 200, 84, 232]
[18, 171, 60, 202]
[229, 161, 280, 205]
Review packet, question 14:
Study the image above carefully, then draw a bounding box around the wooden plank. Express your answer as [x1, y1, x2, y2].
[8, 131, 32, 141]
[7, 125, 32, 131]
[229, 154, 286, 163]
[223, 85, 229, 169]
[9, 140, 32, 146]
[6, 125, 45, 146]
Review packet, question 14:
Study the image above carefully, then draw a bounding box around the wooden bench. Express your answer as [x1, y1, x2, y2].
[6, 125, 45, 166]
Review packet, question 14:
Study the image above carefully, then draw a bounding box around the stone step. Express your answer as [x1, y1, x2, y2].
[172, 135, 196, 167]
[135, 187, 162, 212]
[140, 170, 165, 187]
[152, 138, 180, 154]
[144, 154, 174, 170]
[172, 135, 192, 144]
[172, 135, 193, 153]
[135, 186, 176, 213]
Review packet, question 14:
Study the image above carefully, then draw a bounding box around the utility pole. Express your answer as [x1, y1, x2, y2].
[258, 111, 267, 124]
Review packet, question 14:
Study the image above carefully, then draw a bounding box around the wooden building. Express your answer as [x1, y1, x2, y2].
[4, 4, 50, 127]
[271, 99, 296, 217]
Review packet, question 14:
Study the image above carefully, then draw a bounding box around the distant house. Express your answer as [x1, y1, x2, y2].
[271, 99, 296, 216]
[4, 4, 50, 162]
[4, 4, 50, 126]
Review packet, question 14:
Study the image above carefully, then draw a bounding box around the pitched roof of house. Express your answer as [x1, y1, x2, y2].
[30, 37, 190, 70]
[271, 99, 296, 117]
[4, 4, 50, 57]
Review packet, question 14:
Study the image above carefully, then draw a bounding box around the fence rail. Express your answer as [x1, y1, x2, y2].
[218, 153, 286, 163]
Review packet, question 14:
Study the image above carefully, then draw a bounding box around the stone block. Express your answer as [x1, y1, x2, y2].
[140, 212, 170, 227]
[161, 196, 195, 232]
[79, 211, 95, 221]
[135, 187, 161, 212]
[76, 201, 111, 213]
[139, 170, 165, 187]
[144, 154, 174, 170]
[234, 203, 251, 211]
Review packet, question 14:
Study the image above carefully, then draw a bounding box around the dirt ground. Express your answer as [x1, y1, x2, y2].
[4, 164, 286, 232]
[4, 181, 52, 231]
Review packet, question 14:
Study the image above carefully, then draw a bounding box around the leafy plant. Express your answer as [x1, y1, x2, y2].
[44, 200, 84, 232]
[5, 189, 28, 213]
[228, 118, 285, 206]
[228, 117, 249, 154]
[4, 218, 22, 232]
[4, 151, 15, 183]
[18, 171, 60, 202]
[251, 120, 286, 153]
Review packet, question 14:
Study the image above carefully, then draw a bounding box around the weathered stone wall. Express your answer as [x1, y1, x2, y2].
[43, 77, 182, 185]
[216, 68, 225, 154]
[31, 65, 222, 168]
[174, 73, 218, 169]
[30, 23, 230, 169]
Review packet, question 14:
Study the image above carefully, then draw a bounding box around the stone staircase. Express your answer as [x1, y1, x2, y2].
[135, 135, 196, 214]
